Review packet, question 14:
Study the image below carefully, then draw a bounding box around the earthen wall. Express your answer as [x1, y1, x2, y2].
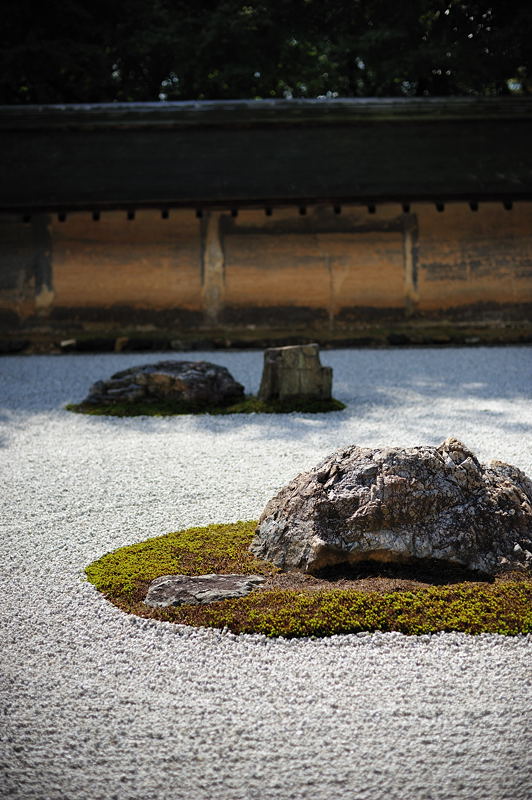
[1, 202, 531, 343]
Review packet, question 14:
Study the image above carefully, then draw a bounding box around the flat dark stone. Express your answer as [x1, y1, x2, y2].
[82, 359, 244, 407]
[144, 573, 266, 607]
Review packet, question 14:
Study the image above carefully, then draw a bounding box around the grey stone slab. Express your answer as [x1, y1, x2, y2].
[144, 573, 266, 607]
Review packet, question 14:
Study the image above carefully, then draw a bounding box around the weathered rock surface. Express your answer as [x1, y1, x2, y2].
[144, 574, 266, 607]
[251, 438, 532, 575]
[258, 344, 332, 402]
[82, 360, 244, 407]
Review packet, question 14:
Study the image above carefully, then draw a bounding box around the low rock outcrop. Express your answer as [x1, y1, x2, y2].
[144, 574, 266, 607]
[82, 360, 244, 407]
[251, 438, 532, 575]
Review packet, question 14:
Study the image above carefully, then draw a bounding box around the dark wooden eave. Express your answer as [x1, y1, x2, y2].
[0, 97, 531, 214]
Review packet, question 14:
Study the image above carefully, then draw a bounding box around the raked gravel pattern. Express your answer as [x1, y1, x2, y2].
[1, 347, 531, 800]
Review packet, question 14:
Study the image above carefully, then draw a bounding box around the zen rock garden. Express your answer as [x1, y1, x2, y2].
[70, 343, 344, 415]
[135, 438, 532, 612]
[78, 350, 531, 635]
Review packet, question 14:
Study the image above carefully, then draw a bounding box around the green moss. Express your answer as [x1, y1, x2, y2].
[67, 395, 346, 416]
[85, 520, 277, 600]
[224, 396, 346, 414]
[86, 521, 532, 637]
[175, 583, 532, 637]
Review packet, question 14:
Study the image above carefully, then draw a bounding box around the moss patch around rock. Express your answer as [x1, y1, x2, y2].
[66, 396, 346, 416]
[65, 395, 345, 417]
[85, 521, 532, 638]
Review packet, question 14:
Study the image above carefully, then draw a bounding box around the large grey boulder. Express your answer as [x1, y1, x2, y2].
[82, 360, 244, 407]
[251, 438, 532, 575]
[144, 574, 266, 607]
[258, 344, 332, 402]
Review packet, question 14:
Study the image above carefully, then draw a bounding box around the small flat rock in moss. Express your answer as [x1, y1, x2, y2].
[144, 573, 266, 607]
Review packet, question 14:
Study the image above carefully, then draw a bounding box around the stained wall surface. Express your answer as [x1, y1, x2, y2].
[52, 211, 202, 311]
[1, 203, 531, 336]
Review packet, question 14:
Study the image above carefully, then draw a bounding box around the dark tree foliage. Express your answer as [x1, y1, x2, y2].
[1, 0, 531, 104]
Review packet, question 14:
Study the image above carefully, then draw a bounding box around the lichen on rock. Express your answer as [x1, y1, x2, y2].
[251, 437, 532, 576]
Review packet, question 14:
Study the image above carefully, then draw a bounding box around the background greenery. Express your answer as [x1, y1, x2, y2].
[3, 1, 531, 104]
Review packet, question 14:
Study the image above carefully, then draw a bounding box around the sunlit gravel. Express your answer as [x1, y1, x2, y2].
[1, 347, 531, 800]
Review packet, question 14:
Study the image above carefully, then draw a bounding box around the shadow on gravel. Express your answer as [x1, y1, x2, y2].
[314, 559, 495, 586]
[1, 350, 530, 437]
[51, 394, 532, 451]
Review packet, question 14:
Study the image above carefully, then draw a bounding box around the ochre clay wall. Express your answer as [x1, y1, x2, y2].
[221, 208, 406, 326]
[1, 203, 531, 339]
[52, 210, 202, 311]
[415, 204, 532, 312]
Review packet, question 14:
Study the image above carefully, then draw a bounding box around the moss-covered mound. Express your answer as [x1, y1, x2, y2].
[86, 521, 532, 637]
[67, 396, 346, 416]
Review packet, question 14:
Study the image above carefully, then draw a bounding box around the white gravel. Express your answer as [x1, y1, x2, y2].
[1, 347, 531, 800]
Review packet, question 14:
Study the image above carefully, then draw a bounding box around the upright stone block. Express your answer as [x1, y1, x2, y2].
[258, 344, 332, 402]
